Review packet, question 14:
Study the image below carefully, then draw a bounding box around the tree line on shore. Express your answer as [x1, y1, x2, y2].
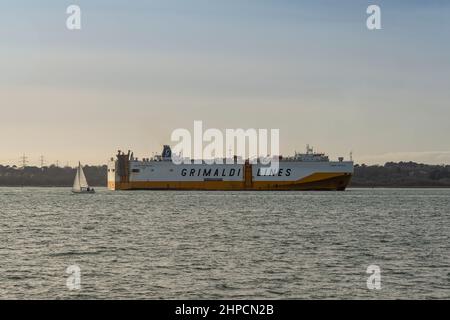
[0, 161, 450, 187]
[351, 162, 450, 187]
[0, 165, 107, 187]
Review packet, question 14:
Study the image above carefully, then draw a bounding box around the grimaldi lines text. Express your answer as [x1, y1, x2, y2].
[107, 146, 353, 191]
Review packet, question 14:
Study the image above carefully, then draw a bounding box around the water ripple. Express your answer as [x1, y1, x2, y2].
[0, 187, 449, 299]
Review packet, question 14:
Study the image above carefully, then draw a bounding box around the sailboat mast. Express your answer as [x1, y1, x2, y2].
[79, 162, 81, 188]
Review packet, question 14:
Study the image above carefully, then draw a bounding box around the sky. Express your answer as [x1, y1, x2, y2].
[1, 0, 449, 166]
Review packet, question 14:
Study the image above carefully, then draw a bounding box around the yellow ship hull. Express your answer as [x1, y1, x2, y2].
[108, 172, 352, 191]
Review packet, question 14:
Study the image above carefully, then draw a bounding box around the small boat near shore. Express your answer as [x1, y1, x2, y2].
[72, 162, 95, 194]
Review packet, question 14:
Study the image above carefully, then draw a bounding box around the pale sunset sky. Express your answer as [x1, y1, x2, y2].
[1, 0, 449, 166]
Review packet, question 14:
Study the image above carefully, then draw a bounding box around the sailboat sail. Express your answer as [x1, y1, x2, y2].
[73, 167, 80, 191]
[79, 164, 88, 188]
[73, 163, 89, 191]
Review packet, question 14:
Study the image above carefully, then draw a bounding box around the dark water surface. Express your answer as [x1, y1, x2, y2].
[1, 187, 449, 299]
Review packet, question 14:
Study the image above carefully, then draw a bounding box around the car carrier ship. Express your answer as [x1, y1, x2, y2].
[107, 145, 353, 191]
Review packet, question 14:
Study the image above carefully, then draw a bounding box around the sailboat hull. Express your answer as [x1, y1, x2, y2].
[72, 189, 95, 194]
[72, 188, 95, 193]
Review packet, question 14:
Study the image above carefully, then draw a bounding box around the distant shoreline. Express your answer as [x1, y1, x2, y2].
[1, 161, 450, 188]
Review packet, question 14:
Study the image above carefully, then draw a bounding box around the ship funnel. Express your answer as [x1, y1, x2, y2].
[162, 145, 172, 160]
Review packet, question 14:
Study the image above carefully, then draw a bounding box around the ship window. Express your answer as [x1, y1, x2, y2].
[132, 169, 140, 173]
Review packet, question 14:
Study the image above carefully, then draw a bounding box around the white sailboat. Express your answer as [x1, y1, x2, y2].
[72, 162, 95, 193]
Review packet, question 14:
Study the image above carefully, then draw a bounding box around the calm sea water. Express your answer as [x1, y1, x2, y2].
[0, 187, 449, 299]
